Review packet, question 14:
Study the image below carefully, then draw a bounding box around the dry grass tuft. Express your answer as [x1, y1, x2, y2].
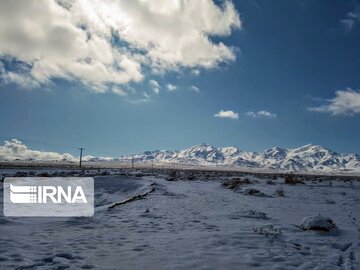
[222, 178, 251, 189]
[166, 171, 178, 181]
[284, 175, 304, 185]
[274, 188, 285, 197]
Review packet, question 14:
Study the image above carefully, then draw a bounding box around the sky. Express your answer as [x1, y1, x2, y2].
[0, 0, 360, 157]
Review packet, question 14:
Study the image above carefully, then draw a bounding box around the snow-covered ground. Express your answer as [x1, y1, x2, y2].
[0, 170, 359, 269]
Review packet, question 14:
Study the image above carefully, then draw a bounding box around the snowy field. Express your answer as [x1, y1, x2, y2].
[0, 168, 360, 269]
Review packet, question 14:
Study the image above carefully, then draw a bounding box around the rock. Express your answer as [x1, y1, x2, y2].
[300, 216, 337, 232]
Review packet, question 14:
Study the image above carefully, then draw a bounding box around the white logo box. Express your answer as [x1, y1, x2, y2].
[4, 177, 94, 217]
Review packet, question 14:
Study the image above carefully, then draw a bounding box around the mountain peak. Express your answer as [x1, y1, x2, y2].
[219, 146, 241, 156]
[190, 143, 216, 149]
[292, 144, 331, 153]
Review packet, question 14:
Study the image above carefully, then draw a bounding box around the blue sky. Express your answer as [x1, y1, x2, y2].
[0, 0, 360, 157]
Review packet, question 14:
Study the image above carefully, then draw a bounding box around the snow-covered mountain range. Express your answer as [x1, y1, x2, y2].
[1, 139, 359, 173]
[114, 143, 360, 173]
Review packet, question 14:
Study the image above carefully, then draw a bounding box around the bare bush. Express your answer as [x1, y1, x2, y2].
[15, 171, 27, 177]
[37, 172, 50, 177]
[243, 188, 270, 197]
[274, 188, 285, 197]
[222, 178, 251, 189]
[284, 175, 304, 185]
[166, 171, 178, 181]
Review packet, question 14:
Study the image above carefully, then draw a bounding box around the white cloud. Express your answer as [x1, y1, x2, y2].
[128, 92, 152, 104]
[143, 92, 151, 100]
[258, 111, 277, 118]
[246, 111, 256, 118]
[189, 85, 200, 93]
[214, 110, 239, 119]
[246, 110, 277, 118]
[166, 83, 177, 92]
[149, 79, 160, 94]
[0, 139, 78, 161]
[308, 88, 360, 115]
[1, 71, 41, 89]
[192, 69, 201, 76]
[112, 86, 128, 96]
[0, 0, 241, 93]
[341, 5, 360, 31]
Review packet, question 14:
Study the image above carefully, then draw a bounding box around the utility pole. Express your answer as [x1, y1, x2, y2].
[131, 155, 134, 170]
[78, 147, 84, 168]
[151, 160, 154, 175]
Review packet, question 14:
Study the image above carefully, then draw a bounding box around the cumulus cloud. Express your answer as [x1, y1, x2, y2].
[149, 79, 160, 94]
[166, 83, 177, 92]
[308, 88, 360, 115]
[192, 69, 201, 76]
[0, 139, 78, 161]
[0, 0, 241, 93]
[341, 5, 360, 31]
[112, 86, 128, 96]
[246, 110, 277, 118]
[214, 110, 239, 119]
[189, 85, 200, 93]
[127, 92, 152, 104]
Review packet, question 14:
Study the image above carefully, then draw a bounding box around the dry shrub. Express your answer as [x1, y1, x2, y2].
[222, 178, 251, 189]
[275, 188, 285, 197]
[243, 188, 264, 196]
[99, 170, 110, 176]
[15, 171, 28, 177]
[37, 172, 50, 177]
[284, 175, 304, 185]
[166, 171, 178, 181]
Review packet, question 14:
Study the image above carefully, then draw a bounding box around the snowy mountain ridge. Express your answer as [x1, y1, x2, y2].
[116, 143, 360, 173]
[1, 139, 359, 173]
